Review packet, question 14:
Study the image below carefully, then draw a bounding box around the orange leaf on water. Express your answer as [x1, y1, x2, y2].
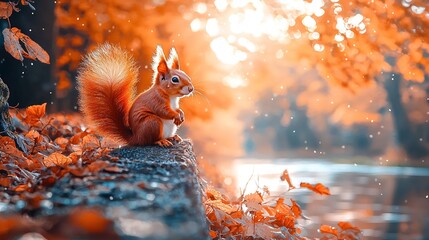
[280, 169, 295, 189]
[320, 224, 338, 236]
[300, 182, 330, 195]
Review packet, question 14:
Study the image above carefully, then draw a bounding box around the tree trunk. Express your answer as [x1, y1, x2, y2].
[0, 78, 27, 153]
[383, 73, 428, 159]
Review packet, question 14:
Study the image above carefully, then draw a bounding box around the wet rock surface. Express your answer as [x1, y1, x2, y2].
[9, 140, 209, 240]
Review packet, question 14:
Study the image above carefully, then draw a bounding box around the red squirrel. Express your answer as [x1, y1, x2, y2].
[77, 44, 193, 147]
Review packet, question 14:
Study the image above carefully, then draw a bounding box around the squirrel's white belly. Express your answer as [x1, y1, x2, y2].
[162, 119, 177, 139]
[161, 96, 179, 139]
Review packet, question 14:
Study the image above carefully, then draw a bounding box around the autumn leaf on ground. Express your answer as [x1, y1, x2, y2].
[300, 182, 331, 195]
[280, 169, 295, 190]
[43, 152, 72, 168]
[23, 103, 47, 126]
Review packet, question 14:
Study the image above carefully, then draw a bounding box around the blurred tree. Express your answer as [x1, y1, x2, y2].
[281, 0, 429, 158]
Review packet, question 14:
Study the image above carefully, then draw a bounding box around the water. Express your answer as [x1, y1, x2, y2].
[230, 158, 429, 240]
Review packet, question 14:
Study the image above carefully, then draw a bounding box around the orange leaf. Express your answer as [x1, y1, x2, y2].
[208, 230, 217, 238]
[24, 103, 47, 126]
[280, 169, 295, 189]
[43, 152, 72, 168]
[205, 199, 235, 214]
[19, 31, 50, 64]
[320, 225, 338, 236]
[87, 160, 109, 173]
[300, 182, 330, 195]
[82, 134, 100, 150]
[2, 28, 25, 61]
[244, 192, 263, 211]
[338, 221, 361, 232]
[14, 184, 28, 192]
[290, 199, 302, 217]
[0, 2, 13, 19]
[70, 208, 109, 234]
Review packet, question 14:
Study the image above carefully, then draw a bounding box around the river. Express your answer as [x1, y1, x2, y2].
[229, 158, 429, 239]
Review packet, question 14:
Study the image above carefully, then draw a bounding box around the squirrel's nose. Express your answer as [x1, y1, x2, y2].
[188, 86, 194, 93]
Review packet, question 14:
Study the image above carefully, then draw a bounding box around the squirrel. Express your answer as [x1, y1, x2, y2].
[77, 43, 194, 147]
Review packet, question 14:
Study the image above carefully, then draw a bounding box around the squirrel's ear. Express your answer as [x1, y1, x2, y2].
[153, 45, 168, 76]
[167, 48, 180, 70]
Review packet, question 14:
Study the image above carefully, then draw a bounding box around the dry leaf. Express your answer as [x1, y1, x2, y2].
[300, 182, 331, 195]
[338, 221, 361, 232]
[43, 152, 72, 168]
[244, 192, 263, 211]
[2, 28, 25, 61]
[24, 103, 47, 126]
[320, 225, 338, 236]
[205, 199, 235, 214]
[19, 31, 50, 64]
[280, 169, 295, 189]
[0, 2, 13, 19]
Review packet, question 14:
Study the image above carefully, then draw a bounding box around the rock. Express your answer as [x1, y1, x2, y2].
[1, 140, 209, 240]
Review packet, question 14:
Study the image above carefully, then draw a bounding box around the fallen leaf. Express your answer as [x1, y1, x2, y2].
[104, 166, 125, 173]
[300, 182, 331, 195]
[43, 152, 72, 168]
[69, 208, 110, 234]
[24, 103, 47, 126]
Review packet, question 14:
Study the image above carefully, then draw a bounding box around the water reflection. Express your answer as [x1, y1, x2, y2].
[230, 159, 429, 239]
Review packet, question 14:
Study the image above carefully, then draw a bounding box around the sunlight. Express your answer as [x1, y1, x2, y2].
[223, 74, 247, 88]
[193, 0, 329, 70]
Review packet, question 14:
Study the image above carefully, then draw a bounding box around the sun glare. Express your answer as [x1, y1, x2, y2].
[190, 0, 369, 88]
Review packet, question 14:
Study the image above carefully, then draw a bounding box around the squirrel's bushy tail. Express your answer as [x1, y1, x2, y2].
[77, 43, 138, 143]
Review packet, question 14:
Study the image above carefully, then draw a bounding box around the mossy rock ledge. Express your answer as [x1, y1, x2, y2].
[15, 140, 209, 240]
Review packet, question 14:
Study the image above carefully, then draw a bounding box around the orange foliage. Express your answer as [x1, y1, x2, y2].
[204, 170, 360, 239]
[1, 2, 49, 64]
[0, 103, 119, 196]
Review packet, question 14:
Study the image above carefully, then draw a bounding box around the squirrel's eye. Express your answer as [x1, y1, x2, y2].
[171, 76, 179, 83]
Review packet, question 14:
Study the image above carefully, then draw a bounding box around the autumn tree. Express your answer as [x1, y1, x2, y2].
[285, 0, 429, 158]
[205, 0, 429, 158]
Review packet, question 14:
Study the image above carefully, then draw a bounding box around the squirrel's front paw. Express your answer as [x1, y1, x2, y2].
[174, 110, 184, 126]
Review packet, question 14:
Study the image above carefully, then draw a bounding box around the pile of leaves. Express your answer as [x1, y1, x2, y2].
[0, 103, 120, 201]
[204, 170, 363, 239]
[0, 103, 362, 239]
